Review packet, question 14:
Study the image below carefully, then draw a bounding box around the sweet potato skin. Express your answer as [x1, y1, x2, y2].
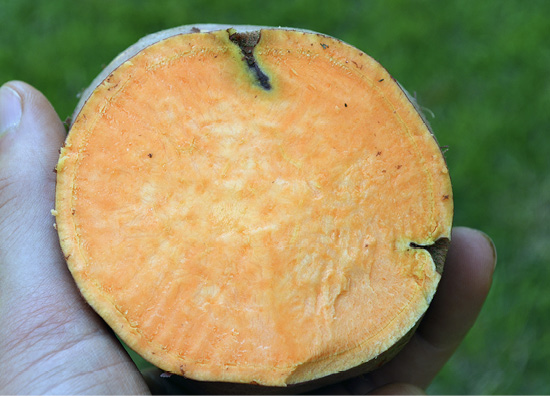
[55, 24, 453, 392]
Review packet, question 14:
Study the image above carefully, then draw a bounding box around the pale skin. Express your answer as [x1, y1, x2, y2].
[0, 81, 496, 394]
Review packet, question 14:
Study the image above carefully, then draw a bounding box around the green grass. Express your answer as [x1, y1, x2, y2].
[2, 0, 549, 393]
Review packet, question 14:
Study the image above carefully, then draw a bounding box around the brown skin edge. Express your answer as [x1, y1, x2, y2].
[64, 24, 452, 393]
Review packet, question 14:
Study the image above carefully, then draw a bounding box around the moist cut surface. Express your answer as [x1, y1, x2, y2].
[54, 27, 453, 387]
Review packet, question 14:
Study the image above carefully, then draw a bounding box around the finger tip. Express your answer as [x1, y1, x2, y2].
[0, 80, 65, 162]
[448, 227, 496, 295]
[3, 80, 43, 109]
[5, 80, 63, 126]
[452, 227, 497, 262]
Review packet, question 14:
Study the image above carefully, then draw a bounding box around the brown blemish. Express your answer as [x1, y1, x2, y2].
[63, 116, 72, 131]
[410, 237, 450, 274]
[228, 29, 271, 90]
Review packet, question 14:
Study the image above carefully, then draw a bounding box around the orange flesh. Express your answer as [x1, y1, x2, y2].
[55, 29, 453, 386]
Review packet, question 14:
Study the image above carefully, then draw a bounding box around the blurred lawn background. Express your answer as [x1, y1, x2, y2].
[1, 0, 549, 394]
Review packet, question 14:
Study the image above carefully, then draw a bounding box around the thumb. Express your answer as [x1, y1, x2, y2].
[0, 81, 149, 394]
[0, 81, 66, 295]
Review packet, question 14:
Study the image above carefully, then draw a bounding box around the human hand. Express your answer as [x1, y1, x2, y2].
[0, 81, 495, 395]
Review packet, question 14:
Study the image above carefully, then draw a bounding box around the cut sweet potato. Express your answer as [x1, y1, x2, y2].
[54, 24, 453, 392]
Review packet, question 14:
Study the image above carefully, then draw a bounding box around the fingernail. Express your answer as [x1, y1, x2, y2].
[0, 84, 22, 138]
[479, 230, 497, 269]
